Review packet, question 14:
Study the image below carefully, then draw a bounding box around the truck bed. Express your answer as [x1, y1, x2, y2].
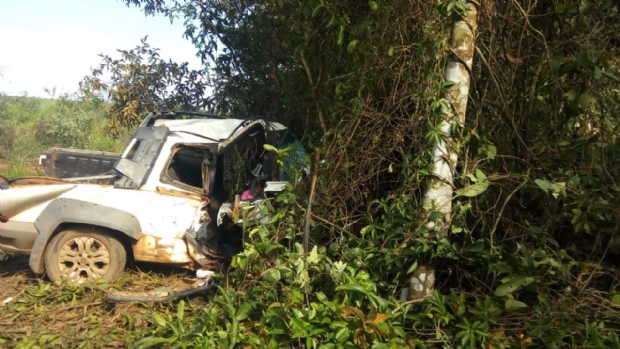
[39, 148, 120, 179]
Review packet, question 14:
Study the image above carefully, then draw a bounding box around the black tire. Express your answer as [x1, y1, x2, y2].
[44, 227, 127, 284]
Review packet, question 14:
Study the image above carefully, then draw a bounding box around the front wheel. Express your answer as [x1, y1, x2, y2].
[44, 228, 127, 284]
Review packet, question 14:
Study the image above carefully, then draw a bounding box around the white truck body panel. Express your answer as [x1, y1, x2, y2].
[0, 112, 305, 277]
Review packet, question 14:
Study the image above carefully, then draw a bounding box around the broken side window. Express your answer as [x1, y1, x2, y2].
[215, 126, 267, 201]
[161, 145, 212, 193]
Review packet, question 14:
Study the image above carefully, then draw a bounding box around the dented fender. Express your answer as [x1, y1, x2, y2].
[131, 235, 193, 266]
[30, 198, 142, 274]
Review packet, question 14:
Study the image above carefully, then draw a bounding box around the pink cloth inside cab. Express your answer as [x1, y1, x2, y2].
[241, 190, 253, 201]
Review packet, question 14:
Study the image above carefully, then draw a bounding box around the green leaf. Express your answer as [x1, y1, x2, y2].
[504, 299, 528, 311]
[263, 144, 278, 152]
[308, 245, 319, 264]
[236, 302, 252, 321]
[296, 258, 305, 275]
[360, 225, 372, 235]
[327, 14, 336, 28]
[550, 56, 565, 73]
[337, 25, 345, 46]
[494, 276, 535, 297]
[295, 243, 305, 255]
[564, 90, 577, 101]
[535, 179, 553, 192]
[447, 2, 455, 13]
[153, 313, 167, 327]
[428, 210, 445, 222]
[557, 140, 570, 147]
[486, 144, 497, 159]
[312, 4, 324, 18]
[406, 261, 418, 274]
[279, 266, 293, 279]
[335, 327, 349, 342]
[292, 308, 305, 319]
[578, 91, 592, 110]
[134, 337, 173, 349]
[467, 241, 485, 252]
[368, 0, 378, 11]
[176, 300, 185, 320]
[442, 80, 456, 88]
[457, 181, 489, 197]
[263, 268, 282, 283]
[577, 51, 590, 67]
[388, 46, 394, 56]
[268, 328, 287, 335]
[347, 40, 359, 53]
[594, 66, 602, 80]
[335, 284, 368, 295]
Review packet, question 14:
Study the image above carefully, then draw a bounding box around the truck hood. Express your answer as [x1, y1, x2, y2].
[0, 184, 77, 219]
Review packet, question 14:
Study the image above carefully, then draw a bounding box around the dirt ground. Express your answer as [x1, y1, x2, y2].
[0, 254, 210, 348]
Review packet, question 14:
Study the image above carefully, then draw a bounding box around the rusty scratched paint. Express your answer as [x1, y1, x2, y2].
[155, 186, 203, 200]
[132, 235, 194, 268]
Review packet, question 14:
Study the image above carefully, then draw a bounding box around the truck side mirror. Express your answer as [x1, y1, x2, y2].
[0, 175, 8, 190]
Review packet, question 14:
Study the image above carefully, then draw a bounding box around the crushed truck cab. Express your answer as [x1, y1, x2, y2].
[0, 111, 307, 284]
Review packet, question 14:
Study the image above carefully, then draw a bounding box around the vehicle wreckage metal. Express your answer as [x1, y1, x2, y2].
[0, 111, 308, 289]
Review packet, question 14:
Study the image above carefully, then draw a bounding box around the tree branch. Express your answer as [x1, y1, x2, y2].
[300, 50, 327, 134]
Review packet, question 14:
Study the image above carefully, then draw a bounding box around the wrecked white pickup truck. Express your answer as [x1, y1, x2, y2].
[0, 111, 307, 284]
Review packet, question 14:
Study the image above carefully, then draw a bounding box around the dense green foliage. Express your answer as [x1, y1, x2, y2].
[80, 37, 210, 136]
[122, 0, 620, 347]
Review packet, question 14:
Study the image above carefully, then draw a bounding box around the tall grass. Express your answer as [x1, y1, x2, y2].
[0, 94, 129, 178]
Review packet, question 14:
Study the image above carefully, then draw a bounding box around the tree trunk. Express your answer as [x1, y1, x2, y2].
[408, 1, 478, 302]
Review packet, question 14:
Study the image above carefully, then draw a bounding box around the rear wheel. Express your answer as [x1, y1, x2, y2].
[44, 228, 126, 284]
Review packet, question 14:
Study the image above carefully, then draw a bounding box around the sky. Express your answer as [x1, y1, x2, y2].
[0, 0, 204, 98]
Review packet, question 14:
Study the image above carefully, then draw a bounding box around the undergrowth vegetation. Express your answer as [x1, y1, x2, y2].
[119, 0, 620, 347]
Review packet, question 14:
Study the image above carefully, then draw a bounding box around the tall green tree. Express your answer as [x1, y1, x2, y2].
[80, 37, 210, 135]
[409, 0, 479, 302]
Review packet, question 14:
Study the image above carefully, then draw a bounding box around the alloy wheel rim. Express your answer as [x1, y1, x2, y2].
[57, 237, 110, 284]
